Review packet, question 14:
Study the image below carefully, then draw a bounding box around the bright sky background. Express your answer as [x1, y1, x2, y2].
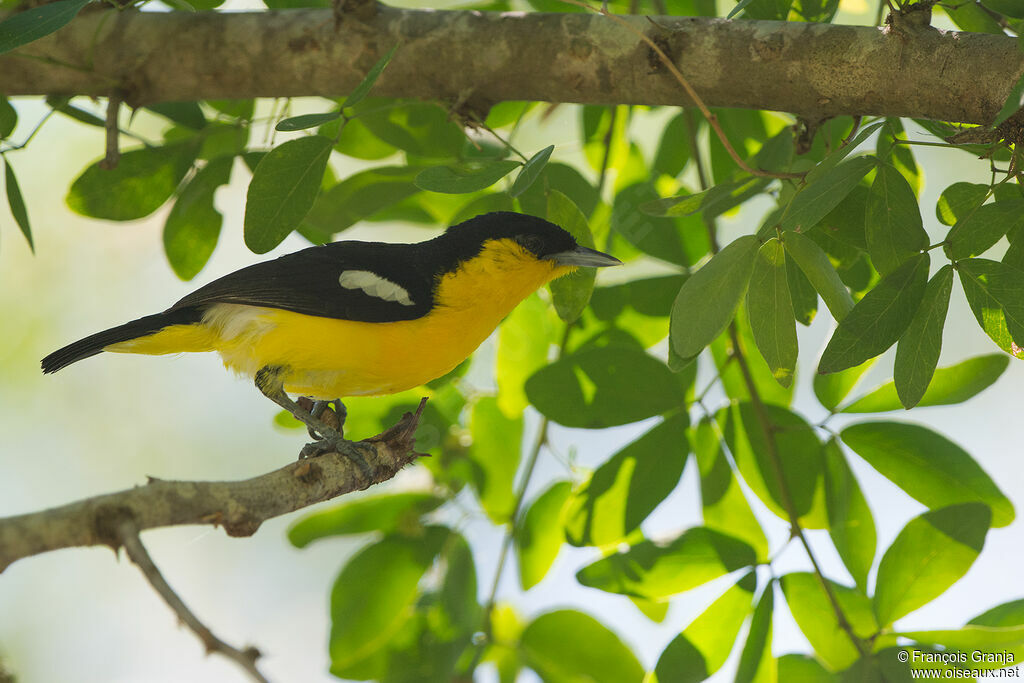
[2, 3, 1023, 683]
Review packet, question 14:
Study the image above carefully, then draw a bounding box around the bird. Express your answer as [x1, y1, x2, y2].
[41, 212, 621, 459]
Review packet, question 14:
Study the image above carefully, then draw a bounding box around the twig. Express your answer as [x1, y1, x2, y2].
[595, 106, 617, 198]
[113, 513, 271, 683]
[727, 324, 869, 658]
[462, 324, 573, 677]
[560, 0, 804, 181]
[0, 400, 429, 572]
[99, 94, 121, 170]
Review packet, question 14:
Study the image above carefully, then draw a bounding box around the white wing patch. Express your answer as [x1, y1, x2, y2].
[338, 270, 415, 307]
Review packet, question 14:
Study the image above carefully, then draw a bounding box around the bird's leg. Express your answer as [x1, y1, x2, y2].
[253, 367, 371, 473]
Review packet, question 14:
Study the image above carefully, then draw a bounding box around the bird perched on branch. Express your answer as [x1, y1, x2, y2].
[42, 212, 620, 459]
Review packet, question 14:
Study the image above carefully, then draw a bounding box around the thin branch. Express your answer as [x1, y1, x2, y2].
[0, 400, 429, 572]
[113, 513, 271, 683]
[595, 106, 617, 198]
[727, 324, 869, 658]
[561, 0, 804, 180]
[99, 94, 121, 170]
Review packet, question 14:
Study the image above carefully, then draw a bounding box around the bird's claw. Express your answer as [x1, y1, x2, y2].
[298, 436, 377, 480]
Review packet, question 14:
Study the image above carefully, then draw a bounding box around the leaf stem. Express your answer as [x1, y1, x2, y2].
[560, 0, 804, 181]
[727, 323, 870, 658]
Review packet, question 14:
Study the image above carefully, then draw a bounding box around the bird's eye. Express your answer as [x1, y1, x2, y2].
[517, 234, 545, 254]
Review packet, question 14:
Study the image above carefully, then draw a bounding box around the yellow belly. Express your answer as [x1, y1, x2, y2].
[107, 240, 573, 399]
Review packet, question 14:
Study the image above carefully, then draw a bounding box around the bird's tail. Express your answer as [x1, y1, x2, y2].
[41, 308, 203, 374]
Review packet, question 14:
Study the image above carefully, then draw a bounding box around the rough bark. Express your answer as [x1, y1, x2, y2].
[0, 402, 428, 572]
[0, 6, 1021, 124]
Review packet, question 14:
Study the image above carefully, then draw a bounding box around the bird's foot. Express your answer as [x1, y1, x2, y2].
[297, 397, 347, 440]
[299, 436, 376, 479]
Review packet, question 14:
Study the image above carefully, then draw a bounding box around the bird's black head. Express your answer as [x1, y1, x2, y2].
[437, 212, 621, 269]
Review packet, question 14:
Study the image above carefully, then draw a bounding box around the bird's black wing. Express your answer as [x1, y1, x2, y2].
[170, 240, 437, 322]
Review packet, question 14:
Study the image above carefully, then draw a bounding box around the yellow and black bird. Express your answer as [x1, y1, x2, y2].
[42, 212, 620, 456]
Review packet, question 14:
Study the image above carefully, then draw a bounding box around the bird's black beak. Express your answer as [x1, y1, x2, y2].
[544, 245, 622, 268]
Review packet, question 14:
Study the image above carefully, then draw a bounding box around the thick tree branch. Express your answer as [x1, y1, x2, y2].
[0, 399, 428, 572]
[0, 7, 1021, 124]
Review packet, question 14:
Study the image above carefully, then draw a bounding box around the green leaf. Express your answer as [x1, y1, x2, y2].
[892, 265, 954, 408]
[67, 143, 197, 221]
[653, 573, 756, 683]
[943, 0, 1004, 31]
[805, 120, 885, 185]
[575, 527, 756, 600]
[958, 258, 1024, 357]
[468, 397, 522, 524]
[813, 358, 876, 411]
[414, 161, 520, 194]
[497, 293, 555, 416]
[525, 345, 685, 429]
[360, 101, 464, 160]
[329, 528, 448, 672]
[3, 158, 32, 252]
[984, 0, 1024, 17]
[564, 414, 689, 547]
[781, 572, 877, 671]
[343, 45, 399, 109]
[521, 610, 644, 683]
[547, 190, 597, 323]
[897, 626, 1024, 668]
[519, 162, 599, 222]
[0, 97, 17, 139]
[440, 532, 481, 636]
[163, 157, 232, 280]
[670, 234, 760, 359]
[735, 583, 774, 683]
[935, 182, 988, 226]
[777, 654, 833, 682]
[718, 402, 824, 524]
[515, 481, 572, 590]
[288, 492, 444, 547]
[652, 113, 692, 177]
[244, 135, 333, 253]
[865, 160, 928, 275]
[641, 176, 771, 219]
[147, 102, 207, 130]
[787, 251, 819, 328]
[781, 156, 875, 232]
[818, 253, 929, 374]
[321, 115, 397, 160]
[999, 73, 1024, 127]
[206, 99, 255, 120]
[693, 418, 768, 561]
[304, 165, 423, 236]
[197, 122, 248, 161]
[873, 503, 991, 627]
[968, 598, 1024, 668]
[615, 183, 710, 267]
[840, 421, 1014, 527]
[823, 439, 876, 590]
[746, 238, 798, 387]
[0, 0, 91, 55]
[847, 353, 1009, 413]
[275, 111, 342, 132]
[946, 199, 1024, 261]
[509, 144, 554, 198]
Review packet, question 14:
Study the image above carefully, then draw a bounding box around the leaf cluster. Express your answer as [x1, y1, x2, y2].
[5, 0, 1024, 680]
